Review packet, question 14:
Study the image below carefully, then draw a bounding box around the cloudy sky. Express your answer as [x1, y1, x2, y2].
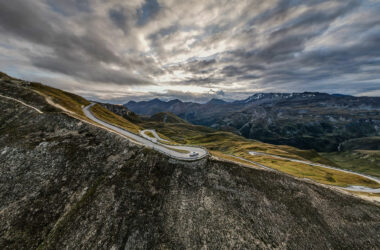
[0, 0, 379, 103]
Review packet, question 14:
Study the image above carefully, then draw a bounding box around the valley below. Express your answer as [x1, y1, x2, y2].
[1, 0, 380, 248]
[126, 93, 380, 153]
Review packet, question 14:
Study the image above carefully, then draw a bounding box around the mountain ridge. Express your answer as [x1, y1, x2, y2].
[1, 76, 380, 248]
[126, 91, 362, 107]
[125, 92, 380, 152]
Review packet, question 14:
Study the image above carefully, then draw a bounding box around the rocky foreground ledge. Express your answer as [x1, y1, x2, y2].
[0, 78, 380, 249]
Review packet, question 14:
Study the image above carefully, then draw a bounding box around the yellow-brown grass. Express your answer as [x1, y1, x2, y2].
[242, 154, 380, 188]
[90, 104, 140, 134]
[31, 82, 90, 116]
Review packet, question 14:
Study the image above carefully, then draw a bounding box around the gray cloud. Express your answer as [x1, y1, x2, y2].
[0, 0, 152, 85]
[0, 0, 379, 101]
[109, 7, 130, 33]
[46, 0, 92, 16]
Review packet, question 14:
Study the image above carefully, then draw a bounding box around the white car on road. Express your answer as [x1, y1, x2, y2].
[189, 152, 199, 157]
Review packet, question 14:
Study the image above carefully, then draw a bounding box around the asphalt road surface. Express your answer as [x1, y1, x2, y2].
[140, 129, 170, 143]
[83, 103, 207, 161]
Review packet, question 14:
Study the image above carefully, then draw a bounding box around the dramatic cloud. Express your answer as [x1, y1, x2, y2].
[0, 0, 379, 102]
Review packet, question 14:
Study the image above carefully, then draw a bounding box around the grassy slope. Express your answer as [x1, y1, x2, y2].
[340, 137, 380, 151]
[140, 121, 379, 188]
[141, 121, 321, 160]
[144, 131, 155, 138]
[9, 74, 375, 189]
[31, 82, 90, 117]
[30, 81, 141, 137]
[150, 112, 189, 124]
[27, 82, 138, 135]
[243, 154, 379, 188]
[90, 104, 140, 134]
[321, 150, 380, 178]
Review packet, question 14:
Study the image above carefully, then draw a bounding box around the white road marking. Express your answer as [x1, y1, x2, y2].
[0, 94, 43, 114]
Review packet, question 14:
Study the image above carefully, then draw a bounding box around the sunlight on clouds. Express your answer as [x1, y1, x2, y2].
[0, 0, 379, 101]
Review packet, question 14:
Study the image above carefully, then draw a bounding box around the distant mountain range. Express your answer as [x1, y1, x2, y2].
[125, 92, 380, 152]
[2, 74, 380, 248]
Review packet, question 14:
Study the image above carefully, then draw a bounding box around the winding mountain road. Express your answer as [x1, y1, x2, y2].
[1, 94, 377, 194]
[83, 103, 207, 161]
[140, 120, 378, 192]
[140, 129, 170, 143]
[83, 103, 379, 193]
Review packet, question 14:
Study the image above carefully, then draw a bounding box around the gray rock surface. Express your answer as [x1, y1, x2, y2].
[1, 79, 380, 249]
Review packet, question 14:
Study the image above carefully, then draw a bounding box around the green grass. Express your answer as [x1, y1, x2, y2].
[86, 107, 190, 153]
[340, 137, 380, 151]
[144, 131, 155, 138]
[140, 121, 214, 144]
[29, 81, 143, 137]
[276, 146, 339, 167]
[242, 154, 380, 188]
[90, 104, 140, 134]
[140, 122, 313, 160]
[210, 150, 261, 169]
[321, 150, 380, 178]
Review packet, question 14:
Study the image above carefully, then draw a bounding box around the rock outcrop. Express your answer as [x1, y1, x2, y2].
[1, 79, 380, 249]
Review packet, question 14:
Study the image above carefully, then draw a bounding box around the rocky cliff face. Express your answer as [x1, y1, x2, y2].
[1, 80, 380, 249]
[99, 103, 141, 124]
